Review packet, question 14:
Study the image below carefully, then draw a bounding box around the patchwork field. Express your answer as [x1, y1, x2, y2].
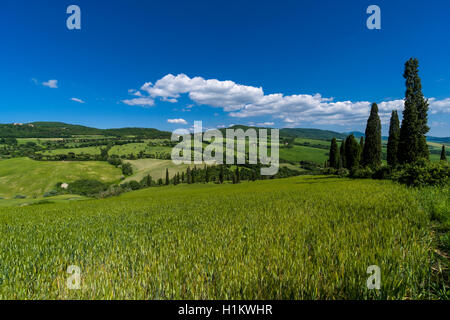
[123, 159, 195, 182]
[0, 158, 122, 198]
[0, 176, 440, 299]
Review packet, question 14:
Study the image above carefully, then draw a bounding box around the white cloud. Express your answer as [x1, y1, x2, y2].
[428, 98, 450, 114]
[128, 89, 143, 97]
[42, 80, 58, 89]
[70, 97, 85, 104]
[167, 118, 188, 124]
[122, 97, 155, 107]
[258, 122, 275, 126]
[131, 74, 450, 126]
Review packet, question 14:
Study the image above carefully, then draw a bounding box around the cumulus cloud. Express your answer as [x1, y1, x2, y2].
[42, 80, 58, 89]
[70, 97, 85, 104]
[130, 74, 450, 126]
[428, 98, 450, 114]
[167, 118, 188, 124]
[258, 122, 275, 126]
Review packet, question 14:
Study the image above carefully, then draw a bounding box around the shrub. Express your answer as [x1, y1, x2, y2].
[391, 160, 449, 187]
[14, 194, 26, 199]
[67, 179, 109, 196]
[121, 163, 133, 176]
[336, 168, 349, 177]
[372, 166, 392, 180]
[350, 167, 374, 179]
[128, 180, 141, 190]
[43, 190, 59, 198]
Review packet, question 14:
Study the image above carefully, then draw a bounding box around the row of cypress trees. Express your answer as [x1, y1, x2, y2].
[329, 58, 444, 170]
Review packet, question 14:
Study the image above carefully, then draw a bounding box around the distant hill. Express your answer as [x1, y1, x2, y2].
[1, 121, 448, 142]
[219, 125, 346, 140]
[343, 131, 365, 139]
[427, 136, 450, 144]
[280, 128, 347, 140]
[0, 122, 171, 139]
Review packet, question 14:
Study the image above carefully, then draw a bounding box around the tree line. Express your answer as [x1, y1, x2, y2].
[327, 58, 448, 186]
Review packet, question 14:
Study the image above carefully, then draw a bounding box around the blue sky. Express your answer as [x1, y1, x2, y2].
[0, 0, 449, 136]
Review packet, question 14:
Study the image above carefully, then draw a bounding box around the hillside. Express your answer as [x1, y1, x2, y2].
[0, 122, 171, 139]
[0, 158, 122, 198]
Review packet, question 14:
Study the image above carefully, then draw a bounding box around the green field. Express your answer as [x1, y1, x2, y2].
[109, 143, 172, 157]
[0, 176, 438, 299]
[279, 145, 329, 163]
[0, 158, 122, 198]
[39, 146, 103, 156]
[123, 159, 198, 182]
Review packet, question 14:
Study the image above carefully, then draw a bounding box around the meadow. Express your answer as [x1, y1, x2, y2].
[0, 176, 439, 299]
[0, 158, 122, 198]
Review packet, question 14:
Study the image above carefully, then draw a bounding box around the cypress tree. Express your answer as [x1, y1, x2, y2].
[339, 140, 346, 169]
[345, 134, 360, 169]
[362, 103, 382, 167]
[219, 165, 224, 184]
[165, 168, 169, 185]
[398, 58, 424, 163]
[441, 145, 447, 161]
[359, 137, 364, 163]
[387, 110, 400, 166]
[186, 167, 191, 184]
[205, 165, 209, 183]
[328, 138, 339, 169]
[235, 167, 240, 183]
[408, 58, 429, 159]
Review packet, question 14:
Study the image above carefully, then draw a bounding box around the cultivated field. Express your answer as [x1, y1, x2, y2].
[0, 176, 439, 299]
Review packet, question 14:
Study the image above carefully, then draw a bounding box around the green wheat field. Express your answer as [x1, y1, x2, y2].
[0, 176, 445, 299]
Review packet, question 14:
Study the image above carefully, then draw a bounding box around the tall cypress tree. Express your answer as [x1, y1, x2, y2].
[387, 110, 400, 166]
[165, 168, 169, 185]
[362, 103, 382, 167]
[441, 145, 447, 161]
[186, 167, 191, 184]
[219, 165, 224, 184]
[328, 138, 339, 169]
[398, 58, 426, 163]
[205, 165, 210, 183]
[409, 58, 429, 159]
[235, 167, 240, 183]
[345, 134, 360, 169]
[339, 139, 346, 169]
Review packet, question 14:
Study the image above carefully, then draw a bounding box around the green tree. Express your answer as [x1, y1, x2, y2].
[359, 136, 364, 163]
[186, 167, 192, 184]
[235, 166, 240, 183]
[165, 168, 169, 185]
[219, 165, 224, 184]
[205, 165, 210, 183]
[407, 58, 429, 159]
[328, 138, 339, 169]
[387, 110, 400, 166]
[345, 134, 360, 169]
[339, 139, 346, 169]
[398, 58, 427, 163]
[362, 103, 382, 167]
[441, 145, 447, 161]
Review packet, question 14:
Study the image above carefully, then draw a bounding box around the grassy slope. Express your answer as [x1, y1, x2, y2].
[279, 145, 328, 163]
[123, 159, 195, 182]
[0, 176, 434, 299]
[0, 158, 122, 198]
